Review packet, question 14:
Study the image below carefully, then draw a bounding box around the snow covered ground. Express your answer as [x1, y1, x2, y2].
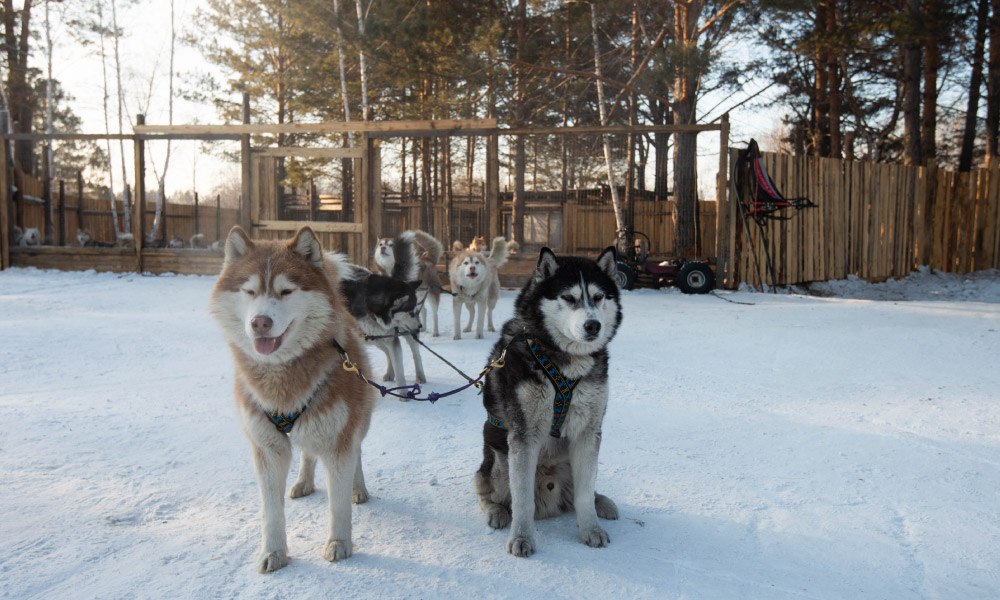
[1, 265, 999, 599]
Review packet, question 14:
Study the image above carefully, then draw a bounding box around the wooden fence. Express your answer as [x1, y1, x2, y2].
[14, 169, 237, 248]
[720, 151, 1000, 288]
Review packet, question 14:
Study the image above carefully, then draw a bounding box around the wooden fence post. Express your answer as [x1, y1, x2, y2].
[58, 179, 66, 246]
[716, 113, 731, 287]
[134, 114, 146, 272]
[239, 92, 252, 230]
[0, 115, 9, 269]
[42, 142, 53, 244]
[485, 132, 499, 241]
[215, 194, 221, 242]
[194, 191, 200, 236]
[76, 171, 84, 233]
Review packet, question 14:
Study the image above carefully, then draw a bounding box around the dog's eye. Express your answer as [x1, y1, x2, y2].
[592, 293, 604, 303]
[560, 294, 576, 303]
[243, 289, 256, 297]
[280, 289, 294, 297]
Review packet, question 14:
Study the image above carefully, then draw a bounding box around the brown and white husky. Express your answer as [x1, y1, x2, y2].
[209, 226, 376, 573]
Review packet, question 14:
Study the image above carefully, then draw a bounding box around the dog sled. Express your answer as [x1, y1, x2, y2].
[732, 139, 816, 289]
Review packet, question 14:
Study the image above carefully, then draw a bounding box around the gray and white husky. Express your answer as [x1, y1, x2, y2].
[474, 246, 623, 557]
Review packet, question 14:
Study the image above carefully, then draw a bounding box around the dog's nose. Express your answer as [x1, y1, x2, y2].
[583, 320, 601, 338]
[251, 315, 273, 336]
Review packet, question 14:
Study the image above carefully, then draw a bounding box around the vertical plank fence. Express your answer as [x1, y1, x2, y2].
[721, 151, 1000, 289]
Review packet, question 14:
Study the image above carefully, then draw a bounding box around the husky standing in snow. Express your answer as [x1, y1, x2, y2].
[448, 235, 510, 340]
[333, 253, 427, 390]
[373, 229, 445, 337]
[209, 226, 376, 573]
[474, 246, 623, 557]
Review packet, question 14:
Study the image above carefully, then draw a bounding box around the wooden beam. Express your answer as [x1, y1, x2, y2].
[254, 147, 364, 159]
[135, 118, 498, 137]
[256, 220, 364, 234]
[500, 123, 722, 136]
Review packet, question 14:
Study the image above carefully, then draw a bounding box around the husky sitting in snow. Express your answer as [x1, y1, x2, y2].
[475, 246, 623, 557]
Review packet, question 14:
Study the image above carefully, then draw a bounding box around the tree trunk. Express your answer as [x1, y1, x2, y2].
[150, 0, 175, 243]
[4, 0, 34, 174]
[988, 0, 1000, 165]
[813, 0, 830, 156]
[110, 0, 132, 234]
[355, 0, 370, 120]
[922, 0, 941, 166]
[959, 0, 990, 172]
[589, 1, 625, 251]
[673, 0, 701, 257]
[96, 1, 119, 237]
[511, 0, 526, 245]
[826, 0, 842, 158]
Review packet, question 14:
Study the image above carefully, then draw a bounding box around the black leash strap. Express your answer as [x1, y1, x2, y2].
[329, 333, 521, 403]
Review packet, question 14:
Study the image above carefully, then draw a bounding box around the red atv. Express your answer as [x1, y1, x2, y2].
[612, 230, 715, 294]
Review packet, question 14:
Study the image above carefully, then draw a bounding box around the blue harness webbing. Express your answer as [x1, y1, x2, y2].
[267, 410, 302, 434]
[487, 338, 578, 439]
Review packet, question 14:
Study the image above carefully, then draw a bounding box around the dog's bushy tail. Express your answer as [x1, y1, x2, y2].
[489, 236, 510, 268]
[411, 229, 444, 266]
[391, 231, 420, 282]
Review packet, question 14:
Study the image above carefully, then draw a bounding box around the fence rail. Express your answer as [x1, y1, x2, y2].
[720, 151, 1000, 289]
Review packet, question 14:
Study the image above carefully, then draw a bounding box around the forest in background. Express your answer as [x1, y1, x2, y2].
[2, 0, 998, 254]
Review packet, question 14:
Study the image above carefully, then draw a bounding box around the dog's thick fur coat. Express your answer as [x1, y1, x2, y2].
[474, 246, 623, 557]
[448, 236, 510, 340]
[209, 226, 376, 573]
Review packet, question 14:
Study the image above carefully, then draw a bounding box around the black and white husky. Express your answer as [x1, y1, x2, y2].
[474, 246, 623, 557]
[331, 255, 427, 391]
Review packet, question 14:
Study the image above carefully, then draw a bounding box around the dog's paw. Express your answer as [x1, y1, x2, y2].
[256, 550, 289, 573]
[416, 373, 427, 384]
[289, 480, 315, 499]
[580, 525, 610, 548]
[463, 325, 473, 333]
[506, 535, 535, 558]
[382, 372, 394, 382]
[486, 505, 511, 529]
[453, 333, 461, 340]
[353, 487, 369, 504]
[475, 332, 484, 339]
[322, 539, 352, 562]
[488, 325, 496, 332]
[595, 494, 619, 520]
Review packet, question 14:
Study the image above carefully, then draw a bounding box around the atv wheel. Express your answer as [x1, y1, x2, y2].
[613, 261, 637, 290]
[677, 262, 715, 294]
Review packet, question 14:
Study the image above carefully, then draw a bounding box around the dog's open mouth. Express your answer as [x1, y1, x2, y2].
[467, 271, 478, 278]
[254, 332, 285, 355]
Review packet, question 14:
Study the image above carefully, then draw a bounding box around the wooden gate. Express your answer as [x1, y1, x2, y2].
[249, 146, 370, 262]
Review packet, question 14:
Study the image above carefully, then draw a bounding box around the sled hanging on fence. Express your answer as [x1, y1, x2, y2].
[734, 139, 815, 224]
[732, 139, 817, 291]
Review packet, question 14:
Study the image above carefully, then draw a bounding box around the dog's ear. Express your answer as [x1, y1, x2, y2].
[534, 247, 559, 281]
[223, 226, 253, 267]
[289, 226, 324, 268]
[596, 246, 617, 279]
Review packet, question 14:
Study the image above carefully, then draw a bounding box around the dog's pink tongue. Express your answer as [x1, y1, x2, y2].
[254, 337, 280, 355]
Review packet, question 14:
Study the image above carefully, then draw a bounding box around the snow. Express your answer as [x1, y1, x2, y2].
[1, 265, 999, 599]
